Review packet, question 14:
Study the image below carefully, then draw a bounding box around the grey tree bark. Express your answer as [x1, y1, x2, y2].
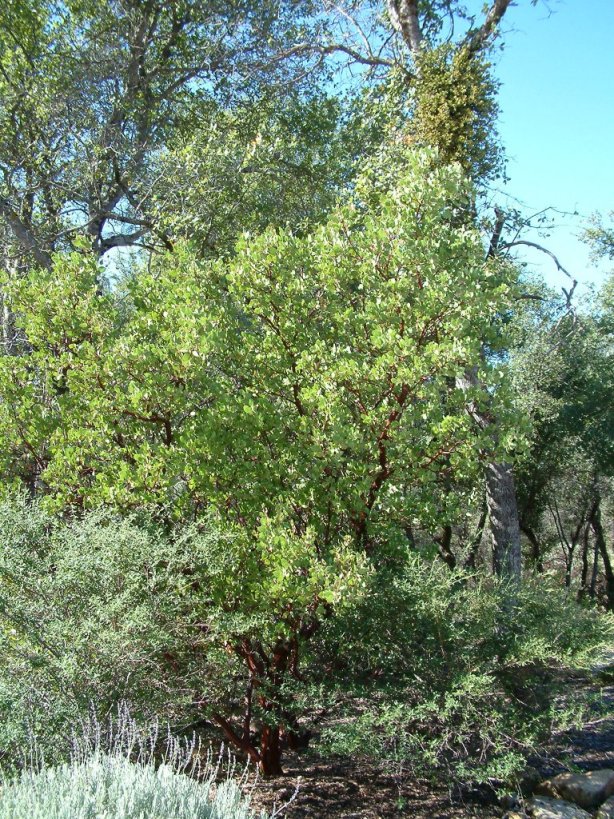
[589, 486, 614, 611]
[456, 365, 522, 581]
[486, 462, 522, 579]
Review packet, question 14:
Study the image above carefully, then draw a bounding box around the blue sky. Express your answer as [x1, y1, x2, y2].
[487, 0, 614, 292]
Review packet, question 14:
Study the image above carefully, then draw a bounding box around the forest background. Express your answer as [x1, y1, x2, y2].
[0, 0, 612, 806]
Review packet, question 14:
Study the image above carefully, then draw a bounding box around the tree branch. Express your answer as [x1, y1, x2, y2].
[0, 197, 52, 268]
[255, 40, 394, 72]
[99, 228, 148, 253]
[387, 0, 423, 53]
[487, 207, 506, 259]
[464, 0, 513, 56]
[500, 238, 573, 278]
[499, 238, 577, 306]
[211, 713, 261, 764]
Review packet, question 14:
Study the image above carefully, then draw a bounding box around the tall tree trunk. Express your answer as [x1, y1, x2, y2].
[520, 522, 543, 573]
[455, 207, 522, 583]
[578, 521, 591, 601]
[485, 462, 522, 580]
[390, 0, 522, 582]
[482, 210, 521, 582]
[589, 488, 614, 611]
[457, 360, 522, 582]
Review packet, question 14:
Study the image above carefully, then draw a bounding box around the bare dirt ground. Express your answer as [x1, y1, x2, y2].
[247, 669, 614, 818]
[247, 754, 502, 818]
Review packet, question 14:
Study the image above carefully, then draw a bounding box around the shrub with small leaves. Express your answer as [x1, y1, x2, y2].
[313, 556, 612, 784]
[0, 756, 266, 819]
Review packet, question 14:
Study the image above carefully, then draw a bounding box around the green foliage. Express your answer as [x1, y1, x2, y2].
[0, 150, 515, 537]
[514, 292, 614, 478]
[314, 556, 611, 783]
[407, 45, 503, 183]
[508, 276, 614, 578]
[584, 213, 614, 263]
[0, 498, 171, 755]
[154, 94, 361, 257]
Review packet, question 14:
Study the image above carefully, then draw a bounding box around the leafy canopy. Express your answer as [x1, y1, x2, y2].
[2, 149, 516, 546]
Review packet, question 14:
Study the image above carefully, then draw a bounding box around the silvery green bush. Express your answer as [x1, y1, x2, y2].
[0, 707, 270, 819]
[0, 755, 267, 819]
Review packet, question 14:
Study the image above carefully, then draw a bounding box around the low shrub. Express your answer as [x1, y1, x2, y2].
[0, 707, 268, 819]
[0, 496, 199, 763]
[0, 755, 265, 819]
[311, 557, 613, 784]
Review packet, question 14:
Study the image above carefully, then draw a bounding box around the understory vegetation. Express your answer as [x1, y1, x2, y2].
[0, 758, 262, 819]
[0, 0, 612, 813]
[0, 495, 609, 786]
[0, 709, 268, 818]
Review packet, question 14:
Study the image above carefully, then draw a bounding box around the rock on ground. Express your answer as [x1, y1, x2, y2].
[535, 770, 614, 811]
[527, 796, 592, 819]
[597, 795, 614, 819]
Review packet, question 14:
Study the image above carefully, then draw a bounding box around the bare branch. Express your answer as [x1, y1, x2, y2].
[464, 0, 513, 55]
[501, 238, 578, 309]
[499, 239, 575, 282]
[0, 197, 52, 269]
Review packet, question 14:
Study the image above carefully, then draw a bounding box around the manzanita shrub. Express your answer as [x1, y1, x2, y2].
[0, 150, 514, 517]
[0, 149, 592, 778]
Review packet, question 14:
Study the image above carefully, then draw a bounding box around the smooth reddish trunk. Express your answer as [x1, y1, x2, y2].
[259, 725, 283, 776]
